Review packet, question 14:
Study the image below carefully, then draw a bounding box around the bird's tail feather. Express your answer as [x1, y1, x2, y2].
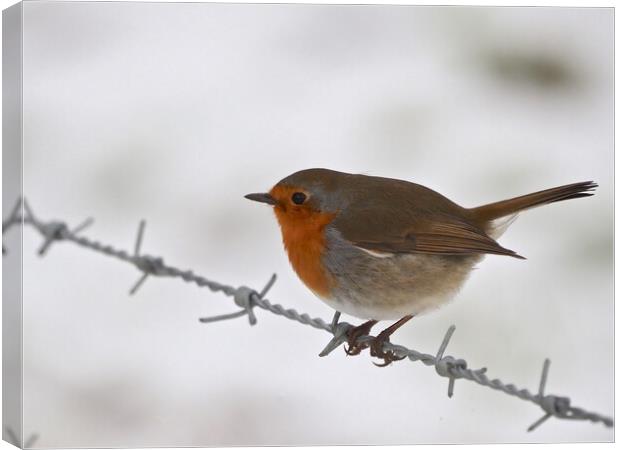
[471, 181, 597, 222]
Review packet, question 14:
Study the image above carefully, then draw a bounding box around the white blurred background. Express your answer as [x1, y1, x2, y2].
[10, 2, 613, 446]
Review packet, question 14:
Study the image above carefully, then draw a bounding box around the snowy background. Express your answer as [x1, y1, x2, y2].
[9, 2, 614, 446]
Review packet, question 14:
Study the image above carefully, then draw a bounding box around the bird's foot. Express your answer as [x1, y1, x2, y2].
[369, 335, 406, 367]
[368, 315, 414, 367]
[344, 319, 377, 356]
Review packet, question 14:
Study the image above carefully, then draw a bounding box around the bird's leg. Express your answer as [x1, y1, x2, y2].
[344, 319, 378, 356]
[370, 315, 414, 367]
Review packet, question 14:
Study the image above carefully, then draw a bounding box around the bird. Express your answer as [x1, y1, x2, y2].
[245, 168, 596, 366]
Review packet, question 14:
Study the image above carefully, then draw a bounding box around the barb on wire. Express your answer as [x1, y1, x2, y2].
[2, 199, 613, 432]
[19, 198, 94, 256]
[199, 274, 277, 325]
[319, 311, 352, 356]
[128, 219, 172, 295]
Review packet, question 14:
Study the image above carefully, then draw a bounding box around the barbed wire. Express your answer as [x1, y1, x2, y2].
[2, 197, 613, 433]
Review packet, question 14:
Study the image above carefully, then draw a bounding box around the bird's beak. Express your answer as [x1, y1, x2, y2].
[244, 192, 277, 205]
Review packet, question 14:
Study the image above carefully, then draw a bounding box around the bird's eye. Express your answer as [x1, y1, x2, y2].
[291, 192, 307, 205]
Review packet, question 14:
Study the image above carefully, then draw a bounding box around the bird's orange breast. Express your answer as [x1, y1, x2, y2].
[271, 187, 336, 298]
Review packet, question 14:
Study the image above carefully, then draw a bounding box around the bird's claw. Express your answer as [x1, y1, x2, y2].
[370, 337, 406, 367]
[344, 340, 368, 356]
[343, 317, 410, 365]
[344, 319, 377, 356]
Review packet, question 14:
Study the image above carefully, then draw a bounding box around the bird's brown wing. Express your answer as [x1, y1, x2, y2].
[334, 206, 524, 259]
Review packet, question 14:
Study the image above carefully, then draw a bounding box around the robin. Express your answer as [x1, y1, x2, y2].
[245, 168, 596, 366]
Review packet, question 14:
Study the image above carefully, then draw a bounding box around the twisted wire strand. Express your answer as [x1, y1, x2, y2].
[2, 198, 613, 432]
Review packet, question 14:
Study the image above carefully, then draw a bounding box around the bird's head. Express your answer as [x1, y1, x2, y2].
[245, 168, 349, 226]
